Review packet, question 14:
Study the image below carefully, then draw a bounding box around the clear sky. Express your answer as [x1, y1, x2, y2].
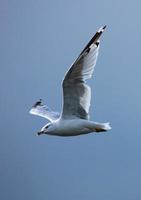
[1, 0, 141, 199]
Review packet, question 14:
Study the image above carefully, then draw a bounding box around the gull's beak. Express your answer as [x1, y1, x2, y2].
[37, 130, 45, 136]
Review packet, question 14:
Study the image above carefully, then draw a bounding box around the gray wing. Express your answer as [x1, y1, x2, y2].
[61, 26, 106, 120]
[29, 99, 60, 122]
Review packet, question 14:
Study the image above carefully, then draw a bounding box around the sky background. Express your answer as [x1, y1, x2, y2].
[1, 0, 141, 199]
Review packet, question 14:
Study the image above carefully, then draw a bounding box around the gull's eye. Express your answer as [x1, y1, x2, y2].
[45, 124, 50, 129]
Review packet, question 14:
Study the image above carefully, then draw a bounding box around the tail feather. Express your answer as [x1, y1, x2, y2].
[95, 122, 112, 132]
[103, 122, 112, 131]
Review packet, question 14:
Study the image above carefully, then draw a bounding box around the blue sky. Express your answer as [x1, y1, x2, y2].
[1, 0, 141, 199]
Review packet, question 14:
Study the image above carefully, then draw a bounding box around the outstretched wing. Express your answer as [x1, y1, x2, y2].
[61, 26, 106, 120]
[29, 99, 60, 122]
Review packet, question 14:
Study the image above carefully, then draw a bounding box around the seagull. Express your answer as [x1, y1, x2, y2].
[29, 25, 111, 136]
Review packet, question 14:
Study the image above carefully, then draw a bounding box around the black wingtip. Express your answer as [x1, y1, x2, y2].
[33, 99, 43, 108]
[103, 25, 107, 30]
[79, 25, 106, 55]
[97, 25, 107, 33]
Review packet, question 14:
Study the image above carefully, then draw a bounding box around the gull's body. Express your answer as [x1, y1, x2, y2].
[40, 118, 110, 137]
[29, 26, 111, 136]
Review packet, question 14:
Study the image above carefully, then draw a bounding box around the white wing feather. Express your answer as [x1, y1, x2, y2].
[29, 100, 60, 122]
[61, 26, 106, 120]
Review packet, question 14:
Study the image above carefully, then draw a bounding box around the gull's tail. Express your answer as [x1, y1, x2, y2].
[102, 122, 112, 131]
[94, 122, 112, 132]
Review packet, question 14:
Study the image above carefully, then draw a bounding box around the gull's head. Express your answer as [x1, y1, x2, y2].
[37, 123, 54, 136]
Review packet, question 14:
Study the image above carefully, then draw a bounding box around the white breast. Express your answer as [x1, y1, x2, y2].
[53, 118, 91, 136]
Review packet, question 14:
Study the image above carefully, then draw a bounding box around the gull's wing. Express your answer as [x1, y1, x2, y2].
[61, 26, 106, 120]
[29, 99, 60, 122]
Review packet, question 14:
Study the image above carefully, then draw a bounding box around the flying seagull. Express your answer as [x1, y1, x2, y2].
[29, 25, 111, 136]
